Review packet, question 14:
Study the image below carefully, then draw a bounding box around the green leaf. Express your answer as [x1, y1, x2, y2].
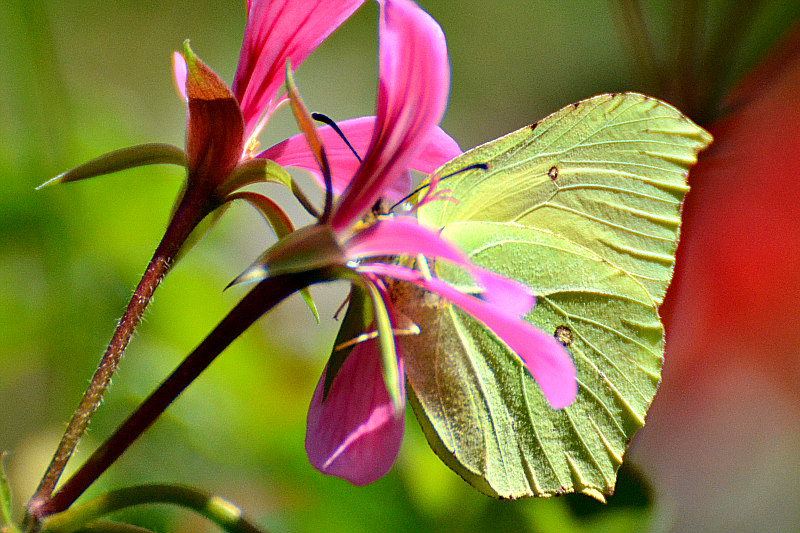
[37, 144, 187, 189]
[402, 93, 711, 499]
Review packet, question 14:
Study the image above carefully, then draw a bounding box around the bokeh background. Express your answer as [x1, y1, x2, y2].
[2, 1, 800, 531]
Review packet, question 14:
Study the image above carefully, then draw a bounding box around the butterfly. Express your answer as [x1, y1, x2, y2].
[336, 92, 711, 500]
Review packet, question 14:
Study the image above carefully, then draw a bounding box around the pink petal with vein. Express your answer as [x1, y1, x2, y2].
[360, 263, 577, 409]
[331, 0, 451, 230]
[232, 0, 365, 136]
[306, 333, 405, 485]
[258, 117, 461, 196]
[345, 218, 534, 315]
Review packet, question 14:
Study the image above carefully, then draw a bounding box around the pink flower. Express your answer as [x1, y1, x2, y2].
[48, 0, 379, 238]
[292, 0, 577, 485]
[173, 0, 462, 211]
[172, 0, 369, 198]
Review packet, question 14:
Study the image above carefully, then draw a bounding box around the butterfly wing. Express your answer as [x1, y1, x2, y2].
[400, 93, 711, 499]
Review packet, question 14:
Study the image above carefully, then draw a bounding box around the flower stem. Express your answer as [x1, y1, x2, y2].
[28, 270, 326, 521]
[29, 184, 213, 509]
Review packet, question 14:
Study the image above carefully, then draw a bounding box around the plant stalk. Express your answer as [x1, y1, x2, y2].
[29, 184, 214, 509]
[29, 270, 324, 521]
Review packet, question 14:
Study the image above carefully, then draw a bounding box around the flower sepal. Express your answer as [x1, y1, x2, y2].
[225, 191, 319, 322]
[36, 143, 187, 190]
[227, 224, 345, 288]
[180, 41, 245, 190]
[216, 158, 292, 198]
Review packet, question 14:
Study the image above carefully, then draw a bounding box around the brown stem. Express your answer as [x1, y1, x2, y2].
[29, 184, 213, 508]
[29, 270, 326, 520]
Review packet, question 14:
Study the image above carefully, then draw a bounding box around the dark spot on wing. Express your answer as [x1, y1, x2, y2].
[555, 325, 573, 346]
[548, 166, 558, 180]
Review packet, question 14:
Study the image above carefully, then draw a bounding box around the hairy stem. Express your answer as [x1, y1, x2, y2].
[30, 270, 325, 520]
[29, 184, 213, 509]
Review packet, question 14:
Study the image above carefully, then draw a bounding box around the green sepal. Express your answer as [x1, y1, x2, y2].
[219, 157, 321, 220]
[323, 285, 373, 399]
[361, 279, 403, 412]
[227, 224, 344, 288]
[317, 268, 405, 412]
[227, 191, 319, 322]
[284, 63, 330, 189]
[37, 144, 187, 189]
[0, 453, 20, 533]
[216, 158, 292, 198]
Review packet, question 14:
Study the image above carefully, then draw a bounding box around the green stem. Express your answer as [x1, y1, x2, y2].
[30, 270, 327, 521]
[28, 184, 214, 511]
[40, 485, 268, 533]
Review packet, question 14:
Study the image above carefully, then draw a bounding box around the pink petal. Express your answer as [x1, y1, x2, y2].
[360, 263, 577, 409]
[232, 0, 365, 137]
[258, 117, 461, 196]
[172, 51, 188, 102]
[346, 217, 468, 263]
[345, 217, 535, 315]
[306, 333, 405, 485]
[331, 0, 450, 230]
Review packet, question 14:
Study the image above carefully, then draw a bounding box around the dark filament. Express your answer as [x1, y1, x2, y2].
[312, 112, 362, 163]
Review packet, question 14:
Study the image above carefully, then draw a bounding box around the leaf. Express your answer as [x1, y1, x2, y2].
[401, 93, 711, 499]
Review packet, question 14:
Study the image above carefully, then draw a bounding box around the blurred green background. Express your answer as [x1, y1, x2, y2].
[2, 1, 800, 532]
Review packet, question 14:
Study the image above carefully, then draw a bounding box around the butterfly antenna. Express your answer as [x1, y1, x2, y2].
[389, 162, 489, 212]
[312, 112, 362, 163]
